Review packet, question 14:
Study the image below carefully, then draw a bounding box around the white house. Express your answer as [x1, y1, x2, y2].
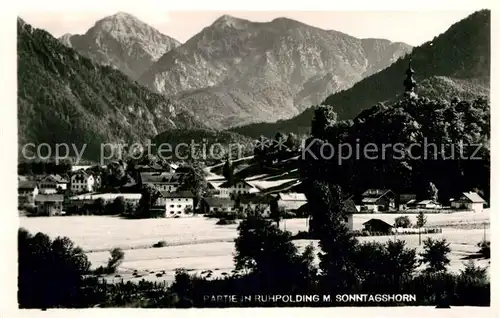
[360, 189, 396, 212]
[200, 197, 235, 215]
[71, 171, 95, 193]
[217, 179, 259, 198]
[451, 192, 486, 213]
[18, 180, 39, 207]
[415, 200, 442, 209]
[39, 174, 68, 194]
[156, 191, 194, 218]
[275, 192, 307, 212]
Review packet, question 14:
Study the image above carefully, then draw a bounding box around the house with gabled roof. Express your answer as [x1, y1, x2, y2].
[39, 174, 69, 194]
[237, 194, 272, 217]
[274, 192, 307, 212]
[71, 170, 95, 193]
[200, 197, 235, 215]
[217, 179, 259, 198]
[360, 189, 395, 212]
[363, 218, 393, 234]
[156, 191, 194, 218]
[451, 192, 486, 213]
[140, 172, 186, 192]
[35, 194, 64, 216]
[18, 180, 39, 207]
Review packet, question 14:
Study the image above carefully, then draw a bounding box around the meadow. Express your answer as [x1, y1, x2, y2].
[19, 210, 490, 284]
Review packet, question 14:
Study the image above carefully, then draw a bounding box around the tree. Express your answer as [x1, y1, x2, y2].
[420, 238, 451, 273]
[269, 199, 284, 227]
[222, 158, 234, 186]
[107, 247, 125, 273]
[178, 162, 207, 208]
[427, 182, 439, 201]
[416, 211, 427, 245]
[136, 184, 161, 218]
[93, 198, 105, 215]
[311, 105, 337, 139]
[112, 196, 126, 215]
[284, 132, 300, 151]
[18, 228, 91, 308]
[234, 215, 316, 292]
[394, 216, 412, 228]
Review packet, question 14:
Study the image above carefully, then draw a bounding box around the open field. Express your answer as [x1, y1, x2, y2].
[20, 210, 490, 284]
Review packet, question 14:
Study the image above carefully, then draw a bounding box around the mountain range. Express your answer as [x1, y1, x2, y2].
[231, 9, 491, 138]
[59, 12, 180, 80]
[61, 13, 412, 128]
[18, 18, 205, 161]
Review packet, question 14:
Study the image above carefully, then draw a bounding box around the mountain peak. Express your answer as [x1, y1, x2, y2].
[212, 14, 248, 29]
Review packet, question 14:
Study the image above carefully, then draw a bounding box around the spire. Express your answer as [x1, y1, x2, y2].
[404, 56, 417, 94]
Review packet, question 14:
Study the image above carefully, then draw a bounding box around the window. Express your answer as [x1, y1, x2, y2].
[170, 205, 174, 208]
[177, 205, 181, 208]
[170, 211, 174, 214]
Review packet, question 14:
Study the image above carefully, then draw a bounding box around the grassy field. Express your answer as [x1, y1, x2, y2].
[19, 210, 490, 284]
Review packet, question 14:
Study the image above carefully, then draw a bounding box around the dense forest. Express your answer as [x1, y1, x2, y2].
[17, 19, 205, 162]
[300, 93, 490, 203]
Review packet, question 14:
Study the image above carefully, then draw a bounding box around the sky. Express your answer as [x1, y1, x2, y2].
[19, 10, 479, 46]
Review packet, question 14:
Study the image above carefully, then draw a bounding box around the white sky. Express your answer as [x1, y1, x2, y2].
[19, 10, 480, 46]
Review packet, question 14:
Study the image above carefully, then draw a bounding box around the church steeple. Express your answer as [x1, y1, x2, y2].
[404, 56, 417, 94]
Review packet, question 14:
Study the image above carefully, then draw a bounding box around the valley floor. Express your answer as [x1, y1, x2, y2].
[19, 210, 490, 285]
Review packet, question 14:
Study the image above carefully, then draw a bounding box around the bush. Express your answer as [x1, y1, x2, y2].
[420, 238, 451, 273]
[107, 248, 125, 273]
[394, 216, 412, 228]
[153, 241, 168, 248]
[216, 218, 237, 225]
[477, 240, 490, 259]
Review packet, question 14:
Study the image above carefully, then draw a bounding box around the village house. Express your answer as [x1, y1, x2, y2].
[274, 192, 308, 213]
[451, 192, 486, 213]
[237, 194, 272, 217]
[342, 198, 358, 231]
[398, 194, 417, 210]
[140, 172, 185, 192]
[360, 189, 396, 212]
[71, 171, 95, 193]
[18, 180, 39, 208]
[69, 193, 142, 208]
[38, 174, 69, 194]
[362, 218, 393, 234]
[415, 200, 442, 210]
[35, 194, 64, 216]
[156, 191, 194, 218]
[217, 179, 259, 198]
[200, 197, 235, 215]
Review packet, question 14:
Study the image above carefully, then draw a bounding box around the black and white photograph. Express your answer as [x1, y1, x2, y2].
[5, 1, 495, 312]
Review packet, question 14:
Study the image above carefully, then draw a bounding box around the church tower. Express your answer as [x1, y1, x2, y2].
[403, 56, 417, 98]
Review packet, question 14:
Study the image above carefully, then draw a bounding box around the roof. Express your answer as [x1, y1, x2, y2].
[18, 180, 37, 190]
[35, 194, 64, 202]
[140, 172, 185, 185]
[219, 179, 253, 188]
[342, 199, 358, 214]
[159, 191, 194, 198]
[361, 189, 394, 198]
[460, 192, 486, 203]
[362, 218, 393, 228]
[70, 193, 142, 201]
[399, 194, 417, 204]
[416, 200, 440, 205]
[202, 197, 234, 207]
[277, 192, 307, 201]
[42, 174, 69, 184]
